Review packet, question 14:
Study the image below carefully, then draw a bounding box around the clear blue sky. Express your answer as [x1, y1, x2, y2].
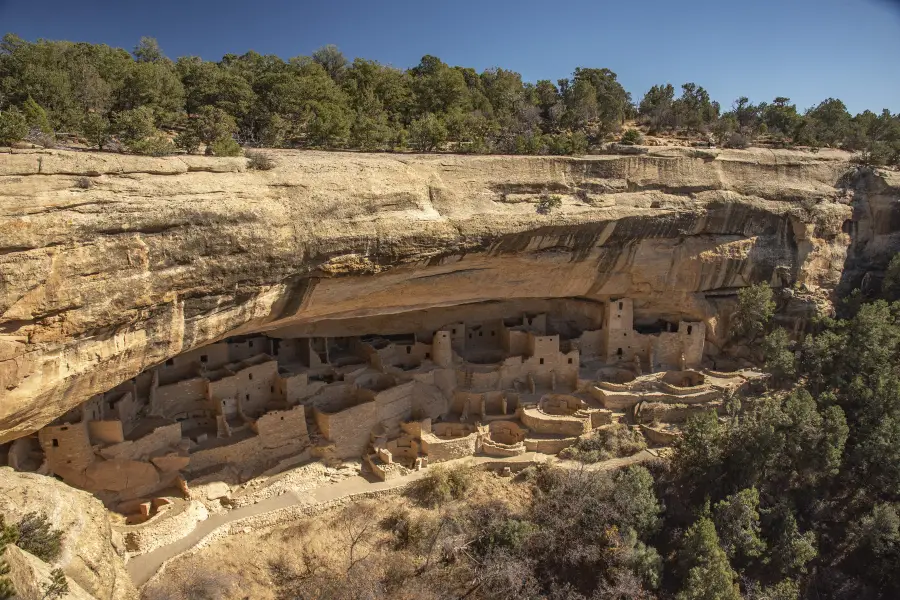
[1, 0, 898, 114]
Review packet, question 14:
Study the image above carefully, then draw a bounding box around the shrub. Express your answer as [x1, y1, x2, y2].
[80, 113, 112, 150]
[25, 130, 56, 148]
[209, 137, 242, 157]
[129, 135, 176, 157]
[74, 177, 93, 190]
[405, 464, 474, 507]
[560, 424, 647, 463]
[246, 149, 276, 170]
[0, 108, 28, 146]
[22, 97, 52, 134]
[536, 193, 562, 215]
[381, 507, 435, 551]
[41, 568, 69, 600]
[621, 128, 644, 145]
[724, 132, 750, 149]
[16, 512, 63, 563]
[114, 107, 156, 147]
[409, 114, 447, 152]
[173, 128, 201, 154]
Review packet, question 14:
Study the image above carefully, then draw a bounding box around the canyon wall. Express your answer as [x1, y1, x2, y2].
[0, 146, 892, 442]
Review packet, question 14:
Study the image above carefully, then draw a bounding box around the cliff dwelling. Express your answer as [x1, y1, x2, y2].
[4, 296, 737, 514]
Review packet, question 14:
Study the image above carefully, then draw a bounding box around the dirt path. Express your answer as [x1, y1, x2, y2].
[127, 449, 663, 587]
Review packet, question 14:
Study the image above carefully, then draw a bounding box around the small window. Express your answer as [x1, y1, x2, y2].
[491, 331, 495, 336]
[248, 373, 253, 380]
[280, 416, 285, 421]
[479, 331, 483, 337]
[249, 341, 254, 348]
[618, 302, 623, 310]
[568, 358, 573, 364]
[687, 325, 693, 335]
[425, 353, 430, 359]
[52, 439, 59, 447]
[452, 329, 457, 334]
[200, 355, 208, 363]
[165, 359, 174, 367]
[539, 358, 544, 365]
[407, 346, 412, 354]
[469, 333, 472, 339]
[270, 386, 274, 393]
[60, 426, 68, 431]
[245, 394, 250, 401]
[617, 348, 623, 357]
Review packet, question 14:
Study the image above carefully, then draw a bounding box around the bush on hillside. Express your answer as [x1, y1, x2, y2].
[561, 424, 648, 463]
[246, 149, 276, 170]
[16, 512, 63, 563]
[0, 108, 28, 146]
[536, 193, 562, 215]
[209, 137, 242, 157]
[405, 464, 474, 507]
[724, 132, 750, 149]
[621, 128, 644, 145]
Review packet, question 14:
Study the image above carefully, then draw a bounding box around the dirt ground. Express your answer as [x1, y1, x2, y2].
[140, 469, 533, 600]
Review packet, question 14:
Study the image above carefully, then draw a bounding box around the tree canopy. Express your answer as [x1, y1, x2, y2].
[2, 33, 894, 162]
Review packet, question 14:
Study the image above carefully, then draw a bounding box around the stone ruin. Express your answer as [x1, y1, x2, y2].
[5, 297, 739, 517]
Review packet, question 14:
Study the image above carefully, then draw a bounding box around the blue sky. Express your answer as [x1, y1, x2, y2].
[1, 0, 898, 114]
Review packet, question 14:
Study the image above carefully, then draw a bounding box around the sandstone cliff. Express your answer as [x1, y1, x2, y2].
[0, 146, 886, 442]
[0, 468, 137, 599]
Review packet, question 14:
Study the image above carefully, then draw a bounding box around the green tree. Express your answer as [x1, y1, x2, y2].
[408, 113, 447, 152]
[311, 45, 347, 81]
[676, 517, 741, 600]
[713, 488, 766, 561]
[176, 105, 237, 154]
[208, 137, 241, 156]
[80, 112, 112, 149]
[22, 96, 52, 133]
[805, 98, 851, 147]
[673, 82, 718, 131]
[762, 328, 796, 385]
[132, 36, 165, 63]
[762, 97, 801, 140]
[612, 466, 662, 539]
[884, 253, 900, 301]
[0, 107, 27, 145]
[638, 83, 676, 131]
[571, 67, 631, 133]
[408, 55, 468, 116]
[731, 283, 775, 342]
[114, 106, 174, 155]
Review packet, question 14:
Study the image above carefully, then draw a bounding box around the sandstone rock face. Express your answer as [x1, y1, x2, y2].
[0, 468, 138, 600]
[0, 147, 890, 442]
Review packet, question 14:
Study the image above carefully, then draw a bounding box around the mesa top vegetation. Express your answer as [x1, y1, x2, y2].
[0, 34, 897, 164]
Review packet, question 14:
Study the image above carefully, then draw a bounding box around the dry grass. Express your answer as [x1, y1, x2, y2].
[141, 469, 531, 600]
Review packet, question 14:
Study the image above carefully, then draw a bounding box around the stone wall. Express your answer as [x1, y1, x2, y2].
[524, 436, 578, 454]
[313, 400, 378, 459]
[87, 420, 125, 445]
[519, 407, 589, 436]
[420, 432, 478, 462]
[119, 500, 209, 557]
[99, 423, 182, 462]
[257, 405, 309, 449]
[37, 420, 94, 485]
[152, 378, 207, 419]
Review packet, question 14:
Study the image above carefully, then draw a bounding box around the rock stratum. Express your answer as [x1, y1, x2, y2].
[1, 147, 897, 442]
